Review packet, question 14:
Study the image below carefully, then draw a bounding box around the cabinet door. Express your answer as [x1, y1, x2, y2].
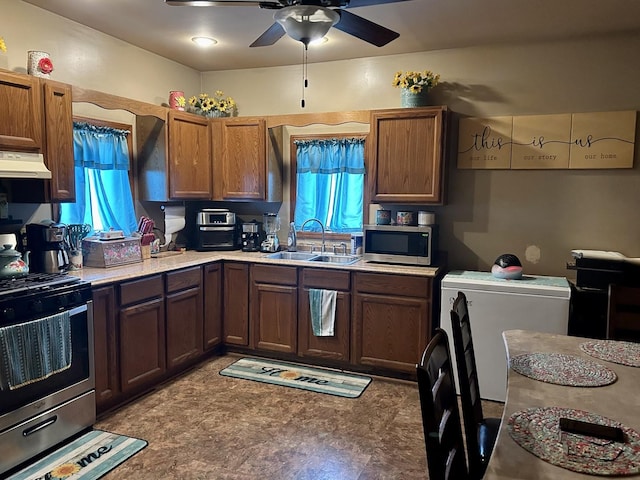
[203, 262, 222, 350]
[298, 268, 351, 361]
[251, 264, 297, 354]
[369, 106, 446, 204]
[166, 286, 203, 369]
[223, 262, 249, 346]
[92, 285, 119, 411]
[212, 117, 266, 200]
[119, 297, 166, 392]
[168, 110, 212, 199]
[352, 273, 432, 375]
[0, 71, 43, 151]
[43, 79, 75, 201]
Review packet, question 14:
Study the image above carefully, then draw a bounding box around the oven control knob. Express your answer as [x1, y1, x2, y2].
[31, 300, 43, 313]
[2, 307, 15, 321]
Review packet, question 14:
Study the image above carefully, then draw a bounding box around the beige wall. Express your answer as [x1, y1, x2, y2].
[3, 2, 640, 276]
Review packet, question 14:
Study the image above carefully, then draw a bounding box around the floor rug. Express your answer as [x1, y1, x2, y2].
[220, 357, 372, 398]
[7, 429, 147, 480]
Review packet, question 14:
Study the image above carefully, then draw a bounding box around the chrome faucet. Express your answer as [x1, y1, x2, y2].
[301, 218, 326, 253]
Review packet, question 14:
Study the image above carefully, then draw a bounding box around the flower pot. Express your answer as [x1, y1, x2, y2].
[27, 50, 53, 78]
[401, 88, 430, 108]
[206, 110, 230, 118]
[169, 91, 185, 110]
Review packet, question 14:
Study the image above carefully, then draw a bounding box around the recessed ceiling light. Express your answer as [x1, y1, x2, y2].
[191, 36, 217, 47]
[309, 36, 329, 46]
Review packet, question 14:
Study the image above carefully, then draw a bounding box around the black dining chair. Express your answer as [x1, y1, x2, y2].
[450, 291, 501, 479]
[417, 328, 468, 480]
[607, 284, 640, 342]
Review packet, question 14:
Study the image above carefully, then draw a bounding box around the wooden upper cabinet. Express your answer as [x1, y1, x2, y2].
[0, 70, 43, 152]
[369, 106, 447, 204]
[167, 110, 212, 199]
[212, 117, 267, 200]
[42, 79, 75, 201]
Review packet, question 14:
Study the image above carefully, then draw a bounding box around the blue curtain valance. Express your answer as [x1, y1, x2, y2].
[72, 122, 130, 170]
[294, 137, 365, 174]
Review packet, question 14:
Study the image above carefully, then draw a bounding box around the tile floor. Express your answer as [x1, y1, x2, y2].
[96, 354, 504, 480]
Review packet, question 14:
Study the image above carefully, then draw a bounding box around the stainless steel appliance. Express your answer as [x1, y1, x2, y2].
[25, 222, 70, 273]
[260, 213, 280, 253]
[363, 224, 437, 266]
[241, 221, 264, 252]
[195, 209, 240, 251]
[0, 273, 94, 476]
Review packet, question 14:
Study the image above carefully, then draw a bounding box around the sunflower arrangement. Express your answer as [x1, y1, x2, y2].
[185, 90, 237, 117]
[0, 36, 7, 53]
[392, 70, 440, 94]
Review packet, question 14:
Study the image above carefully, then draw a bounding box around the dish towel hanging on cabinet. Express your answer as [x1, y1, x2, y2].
[309, 288, 337, 336]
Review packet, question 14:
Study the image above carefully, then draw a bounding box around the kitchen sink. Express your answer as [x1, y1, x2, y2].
[308, 254, 360, 265]
[265, 251, 319, 261]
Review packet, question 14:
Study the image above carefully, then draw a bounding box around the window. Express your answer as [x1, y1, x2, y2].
[59, 120, 137, 235]
[291, 136, 365, 233]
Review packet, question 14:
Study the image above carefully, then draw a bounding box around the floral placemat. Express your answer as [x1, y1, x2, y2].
[580, 340, 640, 368]
[509, 353, 617, 386]
[508, 407, 640, 475]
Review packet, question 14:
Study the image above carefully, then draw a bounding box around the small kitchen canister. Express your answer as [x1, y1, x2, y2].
[27, 50, 53, 78]
[376, 209, 391, 225]
[396, 211, 415, 225]
[169, 90, 185, 111]
[418, 211, 435, 226]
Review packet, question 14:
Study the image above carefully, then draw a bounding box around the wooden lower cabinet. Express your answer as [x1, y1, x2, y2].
[165, 266, 203, 370]
[352, 272, 432, 375]
[203, 262, 222, 350]
[251, 264, 298, 353]
[298, 268, 350, 361]
[118, 275, 166, 393]
[223, 262, 250, 346]
[92, 285, 119, 410]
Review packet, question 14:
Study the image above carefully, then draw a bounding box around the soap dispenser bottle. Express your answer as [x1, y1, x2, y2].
[287, 222, 297, 251]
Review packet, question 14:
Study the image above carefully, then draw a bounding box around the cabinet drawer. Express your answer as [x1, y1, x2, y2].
[354, 272, 431, 298]
[251, 264, 297, 285]
[301, 268, 350, 291]
[119, 274, 164, 306]
[166, 266, 202, 293]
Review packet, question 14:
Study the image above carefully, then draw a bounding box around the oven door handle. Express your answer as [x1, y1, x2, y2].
[67, 303, 88, 317]
[23, 415, 58, 437]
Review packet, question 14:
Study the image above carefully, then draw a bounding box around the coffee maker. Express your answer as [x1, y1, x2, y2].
[241, 221, 264, 252]
[25, 222, 70, 273]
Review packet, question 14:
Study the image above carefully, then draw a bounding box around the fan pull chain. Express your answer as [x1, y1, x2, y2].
[301, 43, 308, 108]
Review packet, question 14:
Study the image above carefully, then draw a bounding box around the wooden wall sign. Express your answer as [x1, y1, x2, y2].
[457, 116, 512, 169]
[457, 110, 637, 170]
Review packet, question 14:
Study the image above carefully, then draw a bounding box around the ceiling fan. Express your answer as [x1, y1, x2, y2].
[165, 0, 410, 48]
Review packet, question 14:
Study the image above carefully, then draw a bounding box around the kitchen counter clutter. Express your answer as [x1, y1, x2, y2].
[69, 249, 442, 285]
[84, 249, 443, 414]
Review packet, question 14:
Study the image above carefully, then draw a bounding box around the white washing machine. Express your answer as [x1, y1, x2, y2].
[440, 270, 571, 402]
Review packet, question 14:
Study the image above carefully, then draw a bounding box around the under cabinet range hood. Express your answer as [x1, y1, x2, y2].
[0, 151, 52, 179]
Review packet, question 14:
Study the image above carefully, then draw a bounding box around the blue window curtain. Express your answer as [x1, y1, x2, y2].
[293, 137, 365, 233]
[60, 122, 137, 235]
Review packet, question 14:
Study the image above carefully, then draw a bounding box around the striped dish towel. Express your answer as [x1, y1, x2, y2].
[309, 288, 337, 336]
[0, 311, 72, 390]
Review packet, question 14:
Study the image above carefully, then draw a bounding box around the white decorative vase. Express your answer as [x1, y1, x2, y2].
[27, 50, 53, 78]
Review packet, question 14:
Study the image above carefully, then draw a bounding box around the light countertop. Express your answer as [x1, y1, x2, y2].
[68, 249, 443, 286]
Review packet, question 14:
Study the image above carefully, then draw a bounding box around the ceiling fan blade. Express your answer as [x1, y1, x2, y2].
[165, 0, 278, 6]
[345, 0, 411, 7]
[250, 22, 287, 47]
[334, 10, 399, 47]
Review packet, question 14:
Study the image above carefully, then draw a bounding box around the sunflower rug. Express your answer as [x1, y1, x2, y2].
[220, 357, 372, 398]
[6, 430, 147, 480]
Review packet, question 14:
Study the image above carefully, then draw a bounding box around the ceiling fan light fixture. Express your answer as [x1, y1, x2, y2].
[192, 36, 218, 46]
[274, 6, 339, 46]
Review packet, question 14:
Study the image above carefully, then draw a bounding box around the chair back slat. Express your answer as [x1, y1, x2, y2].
[417, 328, 468, 480]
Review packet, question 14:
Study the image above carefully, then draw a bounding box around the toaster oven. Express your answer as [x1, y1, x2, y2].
[195, 209, 240, 251]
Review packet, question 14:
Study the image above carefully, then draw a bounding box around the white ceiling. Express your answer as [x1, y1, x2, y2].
[24, 0, 640, 72]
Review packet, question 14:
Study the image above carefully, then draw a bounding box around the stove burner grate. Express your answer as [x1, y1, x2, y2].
[0, 273, 80, 296]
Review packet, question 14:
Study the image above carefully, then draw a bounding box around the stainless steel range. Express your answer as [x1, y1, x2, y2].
[0, 273, 94, 476]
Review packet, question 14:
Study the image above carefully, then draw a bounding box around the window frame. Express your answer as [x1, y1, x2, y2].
[289, 132, 367, 242]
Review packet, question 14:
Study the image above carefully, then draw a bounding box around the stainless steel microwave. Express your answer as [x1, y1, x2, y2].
[363, 224, 436, 266]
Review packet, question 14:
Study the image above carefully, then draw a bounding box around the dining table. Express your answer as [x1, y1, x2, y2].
[484, 329, 640, 479]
